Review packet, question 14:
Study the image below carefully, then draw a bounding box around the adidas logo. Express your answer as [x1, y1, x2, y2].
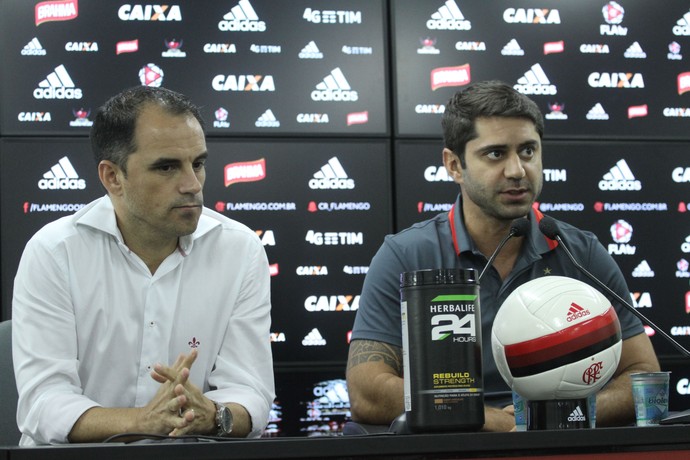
[632, 260, 655, 278]
[302, 328, 327, 346]
[599, 159, 642, 191]
[299, 41, 323, 59]
[311, 67, 358, 102]
[501, 39, 524, 56]
[255, 109, 280, 128]
[427, 0, 471, 30]
[309, 157, 355, 190]
[624, 41, 647, 58]
[586, 103, 610, 120]
[22, 37, 46, 56]
[567, 406, 587, 422]
[514, 63, 557, 95]
[566, 302, 590, 322]
[218, 0, 266, 32]
[38, 156, 86, 190]
[34, 64, 83, 100]
[673, 11, 690, 36]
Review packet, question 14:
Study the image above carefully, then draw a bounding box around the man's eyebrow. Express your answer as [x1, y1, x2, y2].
[475, 143, 507, 153]
[149, 152, 209, 169]
[472, 139, 540, 156]
[149, 157, 181, 169]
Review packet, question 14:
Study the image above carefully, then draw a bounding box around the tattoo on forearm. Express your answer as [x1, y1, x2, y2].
[348, 340, 403, 375]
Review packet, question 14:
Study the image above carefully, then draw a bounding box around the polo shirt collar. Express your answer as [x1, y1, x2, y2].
[450, 193, 557, 259]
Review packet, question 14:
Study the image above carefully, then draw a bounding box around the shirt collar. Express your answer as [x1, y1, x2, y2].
[450, 193, 557, 258]
[74, 195, 220, 255]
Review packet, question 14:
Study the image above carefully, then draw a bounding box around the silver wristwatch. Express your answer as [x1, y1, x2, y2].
[214, 401, 233, 436]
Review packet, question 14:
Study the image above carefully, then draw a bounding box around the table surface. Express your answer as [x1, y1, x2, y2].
[2, 424, 690, 460]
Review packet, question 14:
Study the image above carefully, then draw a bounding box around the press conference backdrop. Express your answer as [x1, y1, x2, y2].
[2, 0, 690, 435]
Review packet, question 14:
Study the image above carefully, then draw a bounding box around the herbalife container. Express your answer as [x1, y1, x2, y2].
[400, 268, 484, 432]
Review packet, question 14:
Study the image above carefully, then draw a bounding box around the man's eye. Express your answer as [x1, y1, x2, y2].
[193, 161, 206, 171]
[486, 151, 502, 160]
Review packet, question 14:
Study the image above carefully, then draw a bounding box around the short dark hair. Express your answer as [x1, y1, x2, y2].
[441, 80, 544, 167]
[90, 86, 205, 173]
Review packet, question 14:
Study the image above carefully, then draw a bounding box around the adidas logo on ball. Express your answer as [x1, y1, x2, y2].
[566, 303, 591, 322]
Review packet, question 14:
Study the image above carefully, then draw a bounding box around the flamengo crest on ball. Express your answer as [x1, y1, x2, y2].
[491, 276, 622, 401]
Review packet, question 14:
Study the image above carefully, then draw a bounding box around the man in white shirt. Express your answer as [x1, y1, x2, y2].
[12, 86, 275, 445]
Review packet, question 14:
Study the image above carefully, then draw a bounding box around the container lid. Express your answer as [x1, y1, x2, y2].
[400, 268, 478, 287]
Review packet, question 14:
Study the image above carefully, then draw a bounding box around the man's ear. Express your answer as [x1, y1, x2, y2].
[98, 160, 124, 196]
[443, 148, 463, 184]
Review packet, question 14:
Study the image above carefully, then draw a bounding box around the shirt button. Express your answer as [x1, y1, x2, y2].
[149, 321, 155, 327]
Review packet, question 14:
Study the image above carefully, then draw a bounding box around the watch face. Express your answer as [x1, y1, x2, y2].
[221, 408, 232, 432]
[217, 404, 233, 435]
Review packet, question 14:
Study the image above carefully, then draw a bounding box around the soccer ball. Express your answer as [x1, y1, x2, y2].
[491, 276, 622, 401]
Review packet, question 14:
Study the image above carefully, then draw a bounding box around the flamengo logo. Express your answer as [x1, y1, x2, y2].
[224, 158, 266, 186]
[583, 362, 604, 385]
[218, 0, 266, 32]
[118, 4, 181, 21]
[514, 63, 556, 95]
[567, 302, 590, 322]
[431, 64, 471, 90]
[309, 157, 354, 189]
[311, 68, 358, 102]
[305, 295, 360, 311]
[38, 157, 85, 190]
[599, 159, 641, 191]
[212, 74, 275, 92]
[427, 0, 471, 30]
[35, 0, 78, 26]
[34, 64, 82, 100]
[588, 72, 644, 88]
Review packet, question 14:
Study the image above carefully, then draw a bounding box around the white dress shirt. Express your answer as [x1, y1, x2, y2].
[12, 196, 275, 445]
